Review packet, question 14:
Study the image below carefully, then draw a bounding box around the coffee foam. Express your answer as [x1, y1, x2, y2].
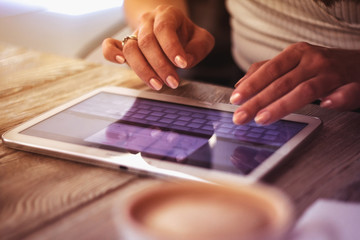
[123, 182, 293, 240]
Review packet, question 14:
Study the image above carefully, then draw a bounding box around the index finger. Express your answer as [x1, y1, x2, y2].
[153, 10, 192, 68]
[230, 43, 307, 105]
[102, 38, 125, 64]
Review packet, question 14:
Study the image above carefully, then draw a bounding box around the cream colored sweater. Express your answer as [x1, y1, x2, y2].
[226, 0, 360, 70]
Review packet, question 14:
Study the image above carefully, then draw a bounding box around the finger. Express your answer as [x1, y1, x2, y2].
[253, 76, 332, 125]
[320, 83, 360, 110]
[234, 60, 268, 88]
[102, 38, 126, 64]
[138, 19, 180, 89]
[122, 39, 164, 91]
[153, 8, 193, 68]
[230, 44, 305, 105]
[232, 66, 314, 125]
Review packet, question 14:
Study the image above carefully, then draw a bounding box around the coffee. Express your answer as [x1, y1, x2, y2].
[122, 182, 293, 240]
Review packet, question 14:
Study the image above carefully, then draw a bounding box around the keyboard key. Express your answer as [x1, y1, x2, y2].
[216, 127, 232, 134]
[246, 132, 262, 138]
[159, 118, 173, 124]
[150, 111, 164, 117]
[250, 128, 265, 133]
[146, 116, 160, 121]
[132, 113, 146, 119]
[192, 113, 206, 118]
[138, 109, 151, 115]
[266, 130, 279, 136]
[206, 115, 221, 121]
[173, 120, 187, 126]
[202, 125, 214, 131]
[178, 116, 192, 121]
[262, 135, 277, 141]
[192, 118, 207, 124]
[234, 130, 247, 137]
[164, 113, 178, 119]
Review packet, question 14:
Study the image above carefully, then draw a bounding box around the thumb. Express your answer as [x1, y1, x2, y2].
[320, 83, 360, 110]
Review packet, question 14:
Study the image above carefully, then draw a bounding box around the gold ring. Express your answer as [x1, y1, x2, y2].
[122, 35, 138, 47]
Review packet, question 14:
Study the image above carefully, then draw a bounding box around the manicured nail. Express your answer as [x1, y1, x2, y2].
[149, 78, 163, 91]
[255, 111, 271, 125]
[165, 75, 179, 89]
[233, 111, 248, 124]
[320, 99, 333, 108]
[174, 55, 187, 68]
[230, 93, 242, 104]
[115, 55, 125, 64]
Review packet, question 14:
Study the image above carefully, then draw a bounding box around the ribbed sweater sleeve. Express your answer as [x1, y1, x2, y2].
[226, 0, 360, 70]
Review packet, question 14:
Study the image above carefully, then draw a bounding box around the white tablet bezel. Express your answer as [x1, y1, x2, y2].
[2, 86, 322, 184]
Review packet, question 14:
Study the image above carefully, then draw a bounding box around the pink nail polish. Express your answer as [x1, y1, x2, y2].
[149, 78, 163, 91]
[230, 93, 242, 105]
[174, 55, 187, 69]
[233, 111, 248, 124]
[255, 111, 271, 125]
[166, 75, 179, 89]
[320, 99, 333, 108]
[115, 55, 125, 64]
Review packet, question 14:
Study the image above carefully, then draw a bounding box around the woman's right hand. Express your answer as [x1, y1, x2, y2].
[102, 5, 215, 90]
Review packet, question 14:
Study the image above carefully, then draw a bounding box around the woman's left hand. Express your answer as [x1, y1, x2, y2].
[230, 42, 360, 125]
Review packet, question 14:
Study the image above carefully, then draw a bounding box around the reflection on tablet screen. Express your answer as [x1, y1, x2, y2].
[22, 93, 307, 175]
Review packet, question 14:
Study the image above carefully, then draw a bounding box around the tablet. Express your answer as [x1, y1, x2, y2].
[2, 86, 321, 183]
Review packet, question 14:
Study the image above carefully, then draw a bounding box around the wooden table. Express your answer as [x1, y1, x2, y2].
[1, 43, 360, 240]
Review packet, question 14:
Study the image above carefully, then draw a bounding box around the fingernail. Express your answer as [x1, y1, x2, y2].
[233, 111, 248, 124]
[115, 55, 125, 64]
[149, 78, 163, 91]
[230, 93, 242, 104]
[165, 75, 179, 89]
[255, 111, 271, 125]
[320, 99, 333, 108]
[174, 55, 187, 69]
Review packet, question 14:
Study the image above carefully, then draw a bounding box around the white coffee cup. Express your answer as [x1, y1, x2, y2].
[121, 182, 294, 240]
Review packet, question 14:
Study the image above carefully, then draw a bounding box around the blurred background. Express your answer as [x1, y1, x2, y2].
[0, 0, 242, 86]
[0, 0, 127, 64]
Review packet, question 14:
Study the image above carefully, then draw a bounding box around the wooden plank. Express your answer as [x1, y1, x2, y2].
[0, 47, 98, 98]
[23, 178, 165, 240]
[0, 65, 143, 134]
[0, 43, 29, 60]
[0, 46, 146, 239]
[0, 150, 137, 240]
[264, 105, 360, 217]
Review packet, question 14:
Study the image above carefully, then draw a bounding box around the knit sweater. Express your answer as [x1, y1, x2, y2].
[226, 0, 360, 70]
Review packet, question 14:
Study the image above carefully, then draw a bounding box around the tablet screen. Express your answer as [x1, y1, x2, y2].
[21, 92, 307, 175]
